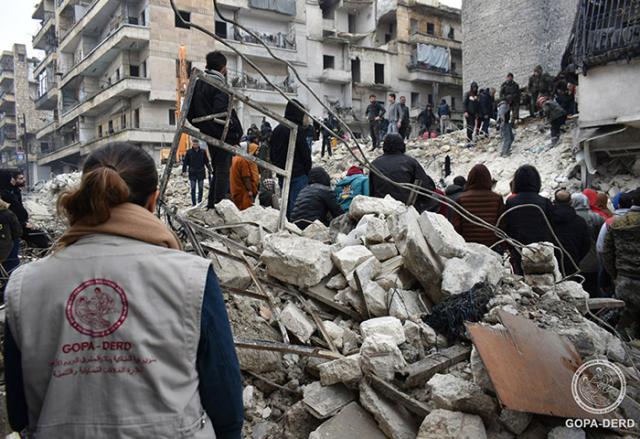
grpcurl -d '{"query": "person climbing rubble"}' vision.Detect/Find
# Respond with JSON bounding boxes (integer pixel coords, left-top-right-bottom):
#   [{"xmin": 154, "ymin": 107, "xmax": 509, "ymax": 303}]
[
  {"xmin": 499, "ymin": 72, "xmax": 521, "ymax": 124},
  {"xmin": 497, "ymin": 100, "xmax": 514, "ymax": 157},
  {"xmin": 550, "ymin": 190, "xmax": 591, "ymax": 276},
  {"xmin": 527, "ymin": 65, "xmax": 553, "ymax": 117},
  {"xmin": 290, "ymin": 166, "xmax": 343, "ymax": 229},
  {"xmin": 4, "ymin": 143, "xmax": 243, "ymax": 438},
  {"xmin": 187, "ymin": 51, "xmax": 244, "ymax": 208},
  {"xmin": 538, "ymin": 95, "xmax": 567, "ymax": 145},
  {"xmin": 365, "ymin": 94, "xmax": 385, "ymax": 151},
  {"xmin": 182, "ymin": 138, "xmax": 212, "ymax": 206},
  {"xmin": 230, "ymin": 136, "xmax": 260, "ymax": 210},
  {"xmin": 418, "ymin": 103, "xmax": 438, "ymax": 138},
  {"xmin": 463, "ymin": 81, "xmax": 481, "ymax": 142}
]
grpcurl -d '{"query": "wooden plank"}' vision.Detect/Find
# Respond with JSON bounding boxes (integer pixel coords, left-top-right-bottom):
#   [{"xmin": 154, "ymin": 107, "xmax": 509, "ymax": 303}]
[
  {"xmin": 394, "ymin": 344, "xmax": 471, "ymax": 389},
  {"xmin": 367, "ymin": 373, "xmax": 430, "ymax": 418},
  {"xmin": 235, "ymin": 337, "xmax": 341, "ymax": 360}
]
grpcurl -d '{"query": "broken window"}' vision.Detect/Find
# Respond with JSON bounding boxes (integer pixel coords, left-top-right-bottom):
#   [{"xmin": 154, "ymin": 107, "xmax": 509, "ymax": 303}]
[
  {"xmin": 410, "ymin": 19, "xmax": 418, "ymax": 35},
  {"xmin": 130, "ymin": 65, "xmax": 140, "ymax": 77},
  {"xmin": 427, "ymin": 22, "xmax": 434, "ymax": 35},
  {"xmin": 351, "ymin": 58, "xmax": 361, "ymax": 83},
  {"xmin": 108, "ymin": 120, "xmax": 114, "ymax": 134},
  {"xmin": 98, "ymin": 125, "xmax": 103, "ymax": 138},
  {"xmin": 175, "ymin": 10, "xmax": 191, "ymax": 29},
  {"xmin": 348, "ymin": 14, "xmax": 356, "ymax": 33},
  {"xmin": 448, "ymin": 27, "xmax": 455, "ymax": 39},
  {"xmin": 411, "ymin": 92, "xmax": 419, "ymax": 107},
  {"xmin": 215, "ymin": 20, "xmax": 227, "ymax": 38},
  {"xmin": 451, "ymin": 97, "xmax": 456, "ymax": 110},
  {"xmin": 323, "ymin": 55, "xmax": 335, "ymax": 70},
  {"xmin": 115, "ymin": 68, "xmax": 120, "ymax": 81},
  {"xmin": 169, "ymin": 109, "xmax": 176, "ymax": 126},
  {"xmin": 133, "ymin": 109, "xmax": 140, "ymax": 128},
  {"xmin": 142, "ymin": 60, "xmax": 147, "ymax": 77},
  {"xmin": 128, "ymin": 16, "xmax": 139, "ymax": 25},
  {"xmin": 451, "ymin": 62, "xmax": 457, "ymax": 73},
  {"xmin": 121, "ymin": 114, "xmax": 127, "ymax": 129},
  {"xmin": 374, "ymin": 63, "xmax": 384, "ymax": 84}
]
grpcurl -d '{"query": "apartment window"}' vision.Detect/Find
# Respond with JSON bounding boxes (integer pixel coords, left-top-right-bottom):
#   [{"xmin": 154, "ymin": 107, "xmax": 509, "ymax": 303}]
[
  {"xmin": 115, "ymin": 68, "xmax": 120, "ymax": 81},
  {"xmin": 142, "ymin": 60, "xmax": 147, "ymax": 78},
  {"xmin": 451, "ymin": 97, "xmax": 456, "ymax": 111},
  {"xmin": 169, "ymin": 109, "xmax": 176, "ymax": 125},
  {"xmin": 451, "ymin": 62, "xmax": 457, "ymax": 73},
  {"xmin": 18, "ymin": 54, "xmax": 25, "ymax": 62},
  {"xmin": 121, "ymin": 114, "xmax": 127, "ymax": 129},
  {"xmin": 130, "ymin": 65, "xmax": 140, "ymax": 77},
  {"xmin": 108, "ymin": 120, "xmax": 114, "ymax": 134},
  {"xmin": 374, "ymin": 63, "xmax": 384, "ymax": 84},
  {"xmin": 348, "ymin": 14, "xmax": 356, "ymax": 33},
  {"xmin": 133, "ymin": 109, "xmax": 140, "ymax": 128},
  {"xmin": 98, "ymin": 125, "xmax": 103, "ymax": 138},
  {"xmin": 128, "ymin": 16, "xmax": 139, "ymax": 25},
  {"xmin": 411, "ymin": 92, "xmax": 419, "ymax": 107},
  {"xmin": 175, "ymin": 10, "xmax": 191, "ymax": 29},
  {"xmin": 427, "ymin": 22, "xmax": 435, "ymax": 35},
  {"xmin": 351, "ymin": 58, "xmax": 361, "ymax": 83},
  {"xmin": 322, "ymin": 6, "xmax": 335, "ymax": 19},
  {"xmin": 140, "ymin": 9, "xmax": 147, "ymax": 26},
  {"xmin": 448, "ymin": 27, "xmax": 455, "ymax": 39},
  {"xmin": 410, "ymin": 19, "xmax": 418, "ymax": 34},
  {"xmin": 323, "ymin": 55, "xmax": 335, "ymax": 70},
  {"xmin": 215, "ymin": 21, "xmax": 227, "ymax": 38}
]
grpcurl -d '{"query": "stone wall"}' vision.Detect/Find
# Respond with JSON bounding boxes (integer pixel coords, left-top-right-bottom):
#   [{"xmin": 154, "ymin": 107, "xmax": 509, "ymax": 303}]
[{"xmin": 461, "ymin": 0, "xmax": 579, "ymax": 91}]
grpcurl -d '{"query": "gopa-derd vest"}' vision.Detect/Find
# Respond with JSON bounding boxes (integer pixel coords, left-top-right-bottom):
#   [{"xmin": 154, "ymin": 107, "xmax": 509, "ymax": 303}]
[{"xmin": 5, "ymin": 234, "xmax": 215, "ymax": 439}]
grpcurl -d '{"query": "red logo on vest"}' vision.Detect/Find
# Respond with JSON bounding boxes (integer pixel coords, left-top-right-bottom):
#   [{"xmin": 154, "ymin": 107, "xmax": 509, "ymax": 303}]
[{"xmin": 65, "ymin": 279, "xmax": 128, "ymax": 337}]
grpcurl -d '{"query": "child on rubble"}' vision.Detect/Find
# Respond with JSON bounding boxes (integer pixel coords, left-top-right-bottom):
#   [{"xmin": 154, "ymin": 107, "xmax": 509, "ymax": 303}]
[{"xmin": 4, "ymin": 142, "xmax": 243, "ymax": 438}]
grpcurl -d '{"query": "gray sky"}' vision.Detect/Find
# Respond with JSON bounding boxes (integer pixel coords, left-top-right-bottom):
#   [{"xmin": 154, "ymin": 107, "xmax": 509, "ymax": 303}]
[{"xmin": 0, "ymin": 0, "xmax": 462, "ymax": 58}]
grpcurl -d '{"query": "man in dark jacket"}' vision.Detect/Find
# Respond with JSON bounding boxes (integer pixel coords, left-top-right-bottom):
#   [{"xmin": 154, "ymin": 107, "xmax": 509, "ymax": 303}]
[
  {"xmin": 365, "ymin": 94, "xmax": 385, "ymax": 151},
  {"xmin": 550, "ymin": 190, "xmax": 591, "ymax": 276},
  {"xmin": 479, "ymin": 88, "xmax": 493, "ymax": 135},
  {"xmin": 187, "ymin": 51, "xmax": 243, "ymax": 208},
  {"xmin": 541, "ymin": 97, "xmax": 567, "ymax": 145},
  {"xmin": 369, "ymin": 134, "xmax": 438, "ymax": 213},
  {"xmin": 502, "ymin": 165, "xmax": 555, "ymax": 274},
  {"xmin": 182, "ymin": 139, "xmax": 213, "ymax": 206},
  {"xmin": 291, "ymin": 167, "xmax": 343, "ymax": 229},
  {"xmin": 463, "ymin": 82, "xmax": 480, "ymax": 142},
  {"xmin": 528, "ymin": 65, "xmax": 552, "ymax": 117},
  {"xmin": 500, "ymin": 73, "xmax": 521, "ymax": 123},
  {"xmin": 270, "ymin": 99, "xmax": 312, "ymax": 219},
  {"xmin": 0, "ymin": 198, "xmax": 22, "ymax": 279},
  {"xmin": 437, "ymin": 99, "xmax": 450, "ymax": 134},
  {"xmin": 399, "ymin": 96, "xmax": 411, "ymax": 139},
  {"xmin": 418, "ymin": 104, "xmax": 437, "ymax": 137}
]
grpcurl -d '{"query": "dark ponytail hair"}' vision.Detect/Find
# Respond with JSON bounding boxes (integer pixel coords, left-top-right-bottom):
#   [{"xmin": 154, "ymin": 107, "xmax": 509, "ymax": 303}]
[{"xmin": 58, "ymin": 142, "xmax": 158, "ymax": 226}]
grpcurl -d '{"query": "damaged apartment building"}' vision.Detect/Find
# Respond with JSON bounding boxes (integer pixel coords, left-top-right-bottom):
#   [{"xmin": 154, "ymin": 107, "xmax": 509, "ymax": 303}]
[{"xmin": 30, "ymin": 0, "xmax": 462, "ymax": 175}]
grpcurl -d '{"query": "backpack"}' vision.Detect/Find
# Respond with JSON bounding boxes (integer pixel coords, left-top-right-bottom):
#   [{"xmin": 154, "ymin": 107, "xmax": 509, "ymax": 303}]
[{"xmin": 335, "ymin": 175, "xmax": 369, "ymax": 211}]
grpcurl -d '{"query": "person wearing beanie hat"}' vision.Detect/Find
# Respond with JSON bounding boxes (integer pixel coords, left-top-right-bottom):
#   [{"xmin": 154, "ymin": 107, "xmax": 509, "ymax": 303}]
[
  {"xmin": 335, "ymin": 166, "xmax": 369, "ymax": 211},
  {"xmin": 369, "ymin": 134, "xmax": 438, "ymax": 213},
  {"xmin": 291, "ymin": 167, "xmax": 343, "ymax": 229}
]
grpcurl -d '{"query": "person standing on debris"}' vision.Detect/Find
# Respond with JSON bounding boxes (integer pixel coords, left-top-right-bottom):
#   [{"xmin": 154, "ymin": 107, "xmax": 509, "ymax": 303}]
[
  {"xmin": 3, "ymin": 143, "xmax": 244, "ymax": 438},
  {"xmin": 230, "ymin": 137, "xmax": 260, "ymax": 211},
  {"xmin": 550, "ymin": 190, "xmax": 591, "ymax": 276},
  {"xmin": 452, "ymin": 165, "xmax": 505, "ymax": 248},
  {"xmin": 335, "ymin": 166, "xmax": 369, "ymax": 211},
  {"xmin": 321, "ymin": 115, "xmax": 335, "ymax": 158},
  {"xmin": 369, "ymin": 133, "xmax": 438, "ymax": 213},
  {"xmin": 602, "ymin": 189, "xmax": 640, "ymax": 338},
  {"xmin": 385, "ymin": 93, "xmax": 402, "ymax": 135},
  {"xmin": 270, "ymin": 99, "xmax": 312, "ymax": 219},
  {"xmin": 291, "ymin": 167, "xmax": 343, "ymax": 229},
  {"xmin": 187, "ymin": 51, "xmax": 244, "ymax": 208},
  {"xmin": 463, "ymin": 82, "xmax": 481, "ymax": 142},
  {"xmin": 418, "ymin": 104, "xmax": 437, "ymax": 138},
  {"xmin": 539, "ymin": 96, "xmax": 567, "ymax": 145},
  {"xmin": 0, "ymin": 170, "xmax": 50, "ymax": 249},
  {"xmin": 0, "ymin": 198, "xmax": 22, "ymax": 279},
  {"xmin": 571, "ymin": 192, "xmax": 606, "ymax": 296},
  {"xmin": 365, "ymin": 94, "xmax": 385, "ymax": 151},
  {"xmin": 399, "ymin": 96, "xmax": 411, "ymax": 139},
  {"xmin": 502, "ymin": 165, "xmax": 555, "ymax": 274},
  {"xmin": 182, "ymin": 138, "xmax": 213, "ymax": 206},
  {"xmin": 528, "ymin": 65, "xmax": 552, "ymax": 117},
  {"xmin": 497, "ymin": 100, "xmax": 514, "ymax": 156},
  {"xmin": 479, "ymin": 88, "xmax": 493, "ymax": 136},
  {"xmin": 438, "ymin": 99, "xmax": 450, "ymax": 134},
  {"xmin": 499, "ymin": 73, "xmax": 521, "ymax": 123}
]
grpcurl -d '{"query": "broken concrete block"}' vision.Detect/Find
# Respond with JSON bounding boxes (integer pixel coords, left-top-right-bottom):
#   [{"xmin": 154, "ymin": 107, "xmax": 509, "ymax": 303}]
[
  {"xmin": 498, "ymin": 409, "xmax": 532, "ymax": 435},
  {"xmin": 332, "ymin": 245, "xmax": 374, "ymax": 277},
  {"xmin": 326, "ymin": 273, "xmax": 347, "ymax": 290},
  {"xmin": 360, "ymin": 334, "xmax": 407, "ymax": 380},
  {"xmin": 427, "ymin": 373, "xmax": 498, "ymax": 421},
  {"xmin": 417, "ymin": 409, "xmax": 487, "ymax": 439},
  {"xmin": 322, "ymin": 320, "xmax": 344, "ymax": 349},
  {"xmin": 280, "ymin": 303, "xmax": 316, "ymax": 342},
  {"xmin": 554, "ymin": 281, "xmax": 589, "ymax": 303},
  {"xmin": 388, "ymin": 289, "xmax": 424, "ymax": 320},
  {"xmin": 261, "ymin": 233, "xmax": 334, "ymax": 288},
  {"xmin": 368, "ymin": 242, "xmax": 399, "ymax": 261},
  {"xmin": 357, "ymin": 214, "xmax": 391, "ymax": 244},
  {"xmin": 215, "ymin": 199, "xmax": 248, "ymax": 237},
  {"xmin": 388, "ymin": 207, "xmax": 444, "ymax": 303},
  {"xmin": 521, "ymin": 242, "xmax": 559, "ymax": 275},
  {"xmin": 237, "ymin": 348, "xmax": 281, "ymax": 374},
  {"xmin": 341, "ymin": 328, "xmax": 361, "ymax": 355},
  {"xmin": 337, "ymin": 286, "xmax": 367, "ymax": 318},
  {"xmin": 349, "ymin": 195, "xmax": 407, "ymax": 220},
  {"xmin": 308, "ymin": 402, "xmax": 387, "ymax": 439},
  {"xmin": 362, "ymin": 281, "xmax": 388, "ymax": 317},
  {"xmin": 207, "ymin": 241, "xmax": 252, "ymax": 289},
  {"xmin": 318, "ymin": 354, "xmax": 363, "ymax": 386},
  {"xmin": 350, "ymin": 256, "xmax": 382, "ymax": 290},
  {"xmin": 359, "ymin": 381, "xmax": 418, "ymax": 439},
  {"xmin": 303, "ymin": 221, "xmax": 332, "ymax": 242},
  {"xmin": 360, "ymin": 316, "xmax": 406, "ymax": 345},
  {"xmin": 524, "ymin": 273, "xmax": 556, "ymax": 288},
  {"xmin": 403, "ymin": 320, "xmax": 422, "ymax": 345},
  {"xmin": 303, "ymin": 381, "xmax": 355, "ymax": 419},
  {"xmin": 243, "ymin": 385, "xmax": 255, "ymax": 409},
  {"xmin": 418, "ymin": 210, "xmax": 467, "ymax": 258},
  {"xmin": 547, "ymin": 426, "xmax": 586, "ymax": 439},
  {"xmin": 470, "ymin": 346, "xmax": 495, "ymax": 393},
  {"xmin": 441, "ymin": 244, "xmax": 503, "ymax": 296},
  {"xmin": 241, "ymin": 205, "xmax": 280, "ymax": 232},
  {"xmin": 376, "ymin": 269, "xmax": 417, "ymax": 291}
]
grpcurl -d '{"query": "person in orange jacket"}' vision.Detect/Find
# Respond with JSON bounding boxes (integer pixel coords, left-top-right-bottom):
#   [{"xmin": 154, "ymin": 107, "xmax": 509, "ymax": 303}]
[{"xmin": 230, "ymin": 138, "xmax": 260, "ymax": 210}]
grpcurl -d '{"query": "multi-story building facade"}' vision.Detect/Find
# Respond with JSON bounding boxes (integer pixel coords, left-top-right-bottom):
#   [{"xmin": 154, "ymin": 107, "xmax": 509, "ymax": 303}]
[
  {"xmin": 32, "ymin": 0, "xmax": 462, "ymax": 174},
  {"xmin": 0, "ymin": 44, "xmax": 50, "ymax": 181}
]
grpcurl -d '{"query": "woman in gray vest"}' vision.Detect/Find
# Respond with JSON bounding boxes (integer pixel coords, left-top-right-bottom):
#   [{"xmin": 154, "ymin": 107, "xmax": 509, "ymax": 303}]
[{"xmin": 4, "ymin": 143, "xmax": 243, "ymax": 438}]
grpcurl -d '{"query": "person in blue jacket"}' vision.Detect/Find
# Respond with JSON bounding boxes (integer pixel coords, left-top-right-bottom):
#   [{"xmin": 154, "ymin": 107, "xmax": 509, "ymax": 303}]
[{"xmin": 335, "ymin": 166, "xmax": 370, "ymax": 211}]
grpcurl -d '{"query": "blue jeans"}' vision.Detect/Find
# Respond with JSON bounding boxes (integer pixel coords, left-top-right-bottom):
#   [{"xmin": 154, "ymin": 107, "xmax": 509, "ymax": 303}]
[
  {"xmin": 279, "ymin": 174, "xmax": 309, "ymax": 220},
  {"xmin": 481, "ymin": 116, "xmax": 490, "ymax": 135},
  {"xmin": 190, "ymin": 179, "xmax": 205, "ymax": 206}
]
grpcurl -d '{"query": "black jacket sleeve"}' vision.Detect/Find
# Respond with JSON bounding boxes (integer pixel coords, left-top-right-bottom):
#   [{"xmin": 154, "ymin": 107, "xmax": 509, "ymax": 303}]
[
  {"xmin": 296, "ymin": 128, "xmax": 312, "ymax": 176},
  {"xmin": 8, "ymin": 211, "xmax": 21, "ymax": 240},
  {"xmin": 4, "ymin": 323, "xmax": 28, "ymax": 432},
  {"xmin": 182, "ymin": 150, "xmax": 190, "ymax": 174},
  {"xmin": 324, "ymin": 190, "xmax": 344, "ymax": 219}
]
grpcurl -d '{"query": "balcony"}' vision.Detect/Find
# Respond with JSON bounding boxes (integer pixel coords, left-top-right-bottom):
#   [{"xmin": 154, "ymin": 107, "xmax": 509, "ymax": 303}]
[
  {"xmin": 409, "ymin": 32, "xmax": 461, "ymax": 51},
  {"xmin": 36, "ymin": 80, "xmax": 59, "ymax": 111},
  {"xmin": 36, "ymin": 118, "xmax": 58, "ymax": 140},
  {"xmin": 37, "ymin": 139, "xmax": 81, "ymax": 166},
  {"xmin": 59, "ymin": 24, "xmax": 149, "ymax": 88},
  {"xmin": 0, "ymin": 70, "xmax": 14, "ymax": 87},
  {"xmin": 58, "ymin": 0, "xmax": 118, "ymax": 53},
  {"xmin": 0, "ymin": 138, "xmax": 17, "ymax": 152},
  {"xmin": 34, "ymin": 51, "xmax": 57, "ymax": 78},
  {"xmin": 0, "ymin": 115, "xmax": 16, "ymax": 130},
  {"xmin": 0, "ymin": 92, "xmax": 16, "ymax": 112},
  {"xmin": 318, "ymin": 69, "xmax": 352, "ymax": 84},
  {"xmin": 222, "ymin": 28, "xmax": 298, "ymax": 63},
  {"xmin": 33, "ymin": 11, "xmax": 56, "ymax": 50},
  {"xmin": 407, "ymin": 63, "xmax": 462, "ymax": 86},
  {"xmin": 338, "ymin": 0, "xmax": 373, "ymax": 10},
  {"xmin": 61, "ymin": 77, "xmax": 151, "ymax": 126}
]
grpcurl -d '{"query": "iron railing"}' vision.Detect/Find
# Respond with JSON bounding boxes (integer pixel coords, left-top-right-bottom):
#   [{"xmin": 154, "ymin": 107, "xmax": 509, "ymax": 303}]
[
  {"xmin": 228, "ymin": 69, "xmax": 296, "ymax": 93},
  {"xmin": 573, "ymin": 0, "xmax": 640, "ymax": 71}
]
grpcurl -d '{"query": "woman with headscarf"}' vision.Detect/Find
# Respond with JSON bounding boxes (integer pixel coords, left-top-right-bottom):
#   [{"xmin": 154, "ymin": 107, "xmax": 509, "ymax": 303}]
[
  {"xmin": 570, "ymin": 192, "xmax": 605, "ymax": 296},
  {"xmin": 502, "ymin": 165, "xmax": 554, "ymax": 274},
  {"xmin": 230, "ymin": 139, "xmax": 260, "ymax": 210},
  {"xmin": 583, "ymin": 189, "xmax": 613, "ymax": 219},
  {"xmin": 452, "ymin": 164, "xmax": 504, "ymax": 247}
]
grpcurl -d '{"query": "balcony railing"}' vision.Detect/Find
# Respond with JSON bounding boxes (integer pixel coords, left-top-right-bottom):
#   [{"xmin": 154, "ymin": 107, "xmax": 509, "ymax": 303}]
[
  {"xmin": 231, "ymin": 27, "xmax": 296, "ymax": 50},
  {"xmin": 229, "ymin": 70, "xmax": 296, "ymax": 93}
]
